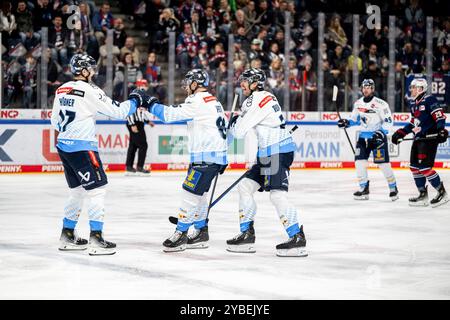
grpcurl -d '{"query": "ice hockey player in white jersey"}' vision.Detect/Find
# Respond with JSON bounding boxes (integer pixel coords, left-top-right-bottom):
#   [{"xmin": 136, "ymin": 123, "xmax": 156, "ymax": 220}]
[
  {"xmin": 51, "ymin": 53, "xmax": 146, "ymax": 255},
  {"xmin": 337, "ymin": 79, "xmax": 399, "ymax": 201},
  {"xmin": 226, "ymin": 68, "xmax": 307, "ymax": 257},
  {"xmin": 141, "ymin": 69, "xmax": 228, "ymax": 252}
]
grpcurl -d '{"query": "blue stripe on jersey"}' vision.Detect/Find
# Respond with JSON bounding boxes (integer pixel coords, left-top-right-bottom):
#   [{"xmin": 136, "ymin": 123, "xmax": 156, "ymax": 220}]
[
  {"xmin": 257, "ymin": 137, "xmax": 296, "ymax": 157},
  {"xmin": 359, "ymin": 128, "xmax": 388, "ymax": 139},
  {"xmin": 57, "ymin": 139, "xmax": 98, "ymax": 152},
  {"xmin": 190, "ymin": 151, "xmax": 228, "ymax": 165},
  {"xmin": 127, "ymin": 99, "xmax": 138, "ymax": 116},
  {"xmin": 348, "ymin": 116, "xmax": 361, "ymax": 127},
  {"xmin": 150, "ymin": 103, "xmax": 166, "ymax": 122}
]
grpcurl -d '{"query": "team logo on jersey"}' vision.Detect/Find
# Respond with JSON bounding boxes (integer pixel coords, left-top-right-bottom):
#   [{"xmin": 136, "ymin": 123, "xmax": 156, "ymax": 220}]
[
  {"xmin": 419, "ymin": 105, "xmax": 426, "ymax": 111},
  {"xmin": 78, "ymin": 171, "xmax": 91, "ymax": 182}
]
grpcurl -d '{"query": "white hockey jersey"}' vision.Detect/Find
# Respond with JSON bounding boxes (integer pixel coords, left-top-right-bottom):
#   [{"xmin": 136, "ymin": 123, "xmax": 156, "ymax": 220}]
[
  {"xmin": 150, "ymin": 91, "xmax": 228, "ymax": 164},
  {"xmin": 348, "ymin": 96, "xmax": 394, "ymax": 139},
  {"xmin": 231, "ymin": 90, "xmax": 295, "ymax": 157},
  {"xmin": 50, "ymin": 80, "xmax": 137, "ymax": 152}
]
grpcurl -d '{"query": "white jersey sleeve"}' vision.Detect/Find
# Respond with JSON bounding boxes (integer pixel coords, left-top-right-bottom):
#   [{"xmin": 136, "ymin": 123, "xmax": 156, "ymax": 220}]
[{"xmin": 51, "ymin": 80, "xmax": 137, "ymax": 152}]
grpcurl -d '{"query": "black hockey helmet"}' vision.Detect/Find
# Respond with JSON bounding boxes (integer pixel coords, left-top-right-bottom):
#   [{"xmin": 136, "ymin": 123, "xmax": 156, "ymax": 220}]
[
  {"xmin": 70, "ymin": 53, "xmax": 97, "ymax": 76},
  {"xmin": 182, "ymin": 69, "xmax": 210, "ymax": 89},
  {"xmin": 238, "ymin": 68, "xmax": 266, "ymax": 90}
]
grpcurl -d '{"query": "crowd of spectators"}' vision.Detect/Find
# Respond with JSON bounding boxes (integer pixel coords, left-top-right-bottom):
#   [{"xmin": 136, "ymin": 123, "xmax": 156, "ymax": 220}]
[{"xmin": 1, "ymin": 0, "xmax": 449, "ymax": 111}]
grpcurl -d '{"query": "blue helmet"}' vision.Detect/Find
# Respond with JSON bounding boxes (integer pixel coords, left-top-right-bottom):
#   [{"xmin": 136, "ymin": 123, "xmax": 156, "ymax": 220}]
[
  {"xmin": 70, "ymin": 53, "xmax": 97, "ymax": 76},
  {"xmin": 182, "ymin": 69, "xmax": 210, "ymax": 89}
]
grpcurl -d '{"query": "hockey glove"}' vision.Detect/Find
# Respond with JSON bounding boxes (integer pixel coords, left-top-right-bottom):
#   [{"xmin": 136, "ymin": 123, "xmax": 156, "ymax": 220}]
[
  {"xmin": 229, "ymin": 114, "xmax": 239, "ymax": 128},
  {"xmin": 437, "ymin": 128, "xmax": 449, "ymax": 143},
  {"xmin": 391, "ymin": 129, "xmax": 407, "ymax": 145},
  {"xmin": 370, "ymin": 131, "xmax": 385, "ymax": 148},
  {"xmin": 219, "ymin": 164, "xmax": 227, "ymax": 175},
  {"xmin": 337, "ymin": 119, "xmax": 349, "ymax": 128},
  {"xmin": 128, "ymin": 89, "xmax": 147, "ymax": 107}
]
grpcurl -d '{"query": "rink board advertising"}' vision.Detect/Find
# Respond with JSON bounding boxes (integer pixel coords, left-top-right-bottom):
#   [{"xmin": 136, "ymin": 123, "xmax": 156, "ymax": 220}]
[{"xmin": 1, "ymin": 111, "xmax": 450, "ymax": 173}]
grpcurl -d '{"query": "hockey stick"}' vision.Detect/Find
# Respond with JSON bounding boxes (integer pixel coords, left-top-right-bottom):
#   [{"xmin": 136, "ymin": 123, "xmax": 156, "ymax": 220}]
[
  {"xmin": 398, "ymin": 133, "xmax": 448, "ymax": 142},
  {"xmin": 168, "ymin": 94, "xmax": 239, "ymax": 225},
  {"xmin": 168, "ymin": 125, "xmax": 299, "ymax": 225},
  {"xmin": 334, "ymin": 85, "xmax": 355, "ymax": 154}
]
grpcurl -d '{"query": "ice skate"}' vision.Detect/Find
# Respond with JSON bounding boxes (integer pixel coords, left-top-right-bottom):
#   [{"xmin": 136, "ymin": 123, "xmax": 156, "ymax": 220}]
[
  {"xmin": 59, "ymin": 228, "xmax": 88, "ymax": 251},
  {"xmin": 226, "ymin": 221, "xmax": 256, "ymax": 253},
  {"xmin": 409, "ymin": 187, "xmax": 429, "ymax": 207},
  {"xmin": 276, "ymin": 225, "xmax": 308, "ymax": 257},
  {"xmin": 430, "ymin": 183, "xmax": 449, "ymax": 208},
  {"xmin": 389, "ymin": 186, "xmax": 399, "ymax": 201},
  {"xmin": 163, "ymin": 230, "xmax": 188, "ymax": 252},
  {"xmin": 354, "ymin": 181, "xmax": 370, "ymax": 200},
  {"xmin": 187, "ymin": 226, "xmax": 209, "ymax": 249},
  {"xmin": 88, "ymin": 231, "xmax": 116, "ymax": 256}
]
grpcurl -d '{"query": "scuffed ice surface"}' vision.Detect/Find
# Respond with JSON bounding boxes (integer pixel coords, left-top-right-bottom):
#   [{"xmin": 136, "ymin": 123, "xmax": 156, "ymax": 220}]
[{"xmin": 0, "ymin": 170, "xmax": 449, "ymax": 299}]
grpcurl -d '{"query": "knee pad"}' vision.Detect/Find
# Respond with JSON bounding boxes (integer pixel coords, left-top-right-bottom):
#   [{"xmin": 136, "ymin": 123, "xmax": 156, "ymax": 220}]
[
  {"xmin": 238, "ymin": 178, "xmax": 260, "ymax": 197},
  {"xmin": 86, "ymin": 186, "xmax": 106, "ymax": 199},
  {"xmin": 69, "ymin": 186, "xmax": 85, "ymax": 199},
  {"xmin": 270, "ymin": 189, "xmax": 288, "ymax": 208}
]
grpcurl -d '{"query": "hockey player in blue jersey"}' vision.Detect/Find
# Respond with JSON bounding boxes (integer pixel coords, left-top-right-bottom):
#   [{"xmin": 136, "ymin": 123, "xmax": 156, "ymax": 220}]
[
  {"xmin": 51, "ymin": 54, "xmax": 147, "ymax": 255},
  {"xmin": 392, "ymin": 78, "xmax": 449, "ymax": 207},
  {"xmin": 338, "ymin": 79, "xmax": 399, "ymax": 201}
]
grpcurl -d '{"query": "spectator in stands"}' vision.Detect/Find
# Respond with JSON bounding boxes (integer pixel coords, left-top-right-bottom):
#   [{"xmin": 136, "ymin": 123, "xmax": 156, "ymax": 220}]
[
  {"xmin": 49, "ymin": 15, "xmax": 69, "ymax": 67},
  {"xmin": 257, "ymin": 0, "xmax": 275, "ymax": 32},
  {"xmin": 361, "ymin": 43, "xmax": 382, "ymax": 72},
  {"xmin": 361, "ymin": 60, "xmax": 384, "ymax": 97},
  {"xmin": 178, "ymin": 0, "xmax": 204, "ymax": 23},
  {"xmin": 34, "ymin": 0, "xmax": 55, "ymax": 31},
  {"xmin": 176, "ymin": 23, "xmax": 199, "ymax": 74},
  {"xmin": 326, "ymin": 14, "xmax": 348, "ymax": 49},
  {"xmin": 267, "ymin": 57, "xmax": 285, "ymax": 106},
  {"xmin": 93, "ymin": 2, "xmax": 114, "ymax": 43},
  {"xmin": 20, "ymin": 53, "xmax": 37, "ymax": 108},
  {"xmin": 410, "ymin": 17, "xmax": 426, "ymax": 52},
  {"xmin": 142, "ymin": 52, "xmax": 167, "ymax": 102},
  {"xmin": 248, "ymin": 38, "xmax": 271, "ymax": 71},
  {"xmin": 438, "ymin": 58, "xmax": 449, "ymax": 74},
  {"xmin": 211, "ymin": 59, "xmax": 228, "ymax": 104},
  {"xmin": 394, "ymin": 61, "xmax": 406, "ymax": 112},
  {"xmin": 301, "ymin": 61, "xmax": 318, "ymax": 111},
  {"xmin": 114, "ymin": 52, "xmax": 143, "ymax": 100},
  {"xmin": 67, "ymin": 19, "xmax": 87, "ymax": 58},
  {"xmin": 145, "ymin": 0, "xmax": 165, "ymax": 53},
  {"xmin": 231, "ymin": 9, "xmax": 249, "ymax": 36},
  {"xmin": 288, "ymin": 56, "xmax": 301, "ymax": 110},
  {"xmin": 201, "ymin": 6, "xmax": 220, "ymax": 45},
  {"xmin": 235, "ymin": 26, "xmax": 251, "ymax": 52},
  {"xmin": 268, "ymin": 42, "xmax": 285, "ymax": 63},
  {"xmin": 191, "ymin": 11, "xmax": 202, "ymax": 38},
  {"xmin": 330, "ymin": 44, "xmax": 347, "ymax": 72},
  {"xmin": 405, "ymin": 0, "xmax": 424, "ymax": 25},
  {"xmin": 1, "ymin": 1, "xmax": 17, "ymax": 47},
  {"xmin": 15, "ymin": 1, "xmax": 34, "ymax": 42},
  {"xmin": 79, "ymin": 1, "xmax": 99, "ymax": 60},
  {"xmin": 243, "ymin": 0, "xmax": 257, "ymax": 27},
  {"xmin": 209, "ymin": 42, "xmax": 226, "ymax": 69},
  {"xmin": 120, "ymin": 36, "xmax": 141, "ymax": 65},
  {"xmin": 436, "ymin": 19, "xmax": 450, "ymax": 48},
  {"xmin": 435, "ymin": 45, "xmax": 449, "ymax": 70},
  {"xmin": 113, "ymin": 18, "xmax": 127, "ymax": 49},
  {"xmin": 155, "ymin": 8, "xmax": 180, "ymax": 55}
]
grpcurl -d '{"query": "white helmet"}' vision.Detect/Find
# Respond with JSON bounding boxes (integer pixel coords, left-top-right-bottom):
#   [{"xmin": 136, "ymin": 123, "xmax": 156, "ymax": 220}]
[{"xmin": 409, "ymin": 78, "xmax": 428, "ymax": 98}]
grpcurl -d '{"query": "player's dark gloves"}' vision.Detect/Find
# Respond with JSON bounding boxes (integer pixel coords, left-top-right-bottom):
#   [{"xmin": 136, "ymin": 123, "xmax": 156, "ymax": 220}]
[
  {"xmin": 391, "ymin": 129, "xmax": 407, "ymax": 145},
  {"xmin": 229, "ymin": 114, "xmax": 239, "ymax": 128},
  {"xmin": 337, "ymin": 119, "xmax": 349, "ymax": 128},
  {"xmin": 370, "ymin": 131, "xmax": 385, "ymax": 148},
  {"xmin": 129, "ymin": 89, "xmax": 159, "ymax": 110},
  {"xmin": 437, "ymin": 128, "xmax": 448, "ymax": 143},
  {"xmin": 219, "ymin": 164, "xmax": 227, "ymax": 175}
]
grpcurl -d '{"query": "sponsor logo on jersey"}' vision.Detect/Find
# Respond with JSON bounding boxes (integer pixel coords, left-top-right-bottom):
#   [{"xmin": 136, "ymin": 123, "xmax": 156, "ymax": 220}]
[
  {"xmin": 259, "ymin": 95, "xmax": 273, "ymax": 108},
  {"xmin": 203, "ymin": 95, "xmax": 217, "ymax": 103},
  {"xmin": 67, "ymin": 89, "xmax": 85, "ymax": 97},
  {"xmin": 56, "ymin": 87, "xmax": 73, "ymax": 94},
  {"xmin": 183, "ymin": 168, "xmax": 202, "ymax": 190}
]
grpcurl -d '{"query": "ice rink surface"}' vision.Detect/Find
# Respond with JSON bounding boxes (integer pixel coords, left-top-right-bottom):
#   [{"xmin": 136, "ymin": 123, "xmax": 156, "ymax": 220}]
[{"xmin": 1, "ymin": 169, "xmax": 450, "ymax": 300}]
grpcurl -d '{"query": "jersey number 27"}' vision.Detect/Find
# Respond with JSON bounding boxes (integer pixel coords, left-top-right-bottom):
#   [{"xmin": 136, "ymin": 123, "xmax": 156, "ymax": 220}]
[{"xmin": 58, "ymin": 110, "xmax": 76, "ymax": 132}]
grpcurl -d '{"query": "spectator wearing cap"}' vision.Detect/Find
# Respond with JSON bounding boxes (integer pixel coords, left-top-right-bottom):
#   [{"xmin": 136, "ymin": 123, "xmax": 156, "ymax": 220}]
[
  {"xmin": 142, "ymin": 52, "xmax": 167, "ymax": 103},
  {"xmin": 176, "ymin": 23, "xmax": 199, "ymax": 74}
]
